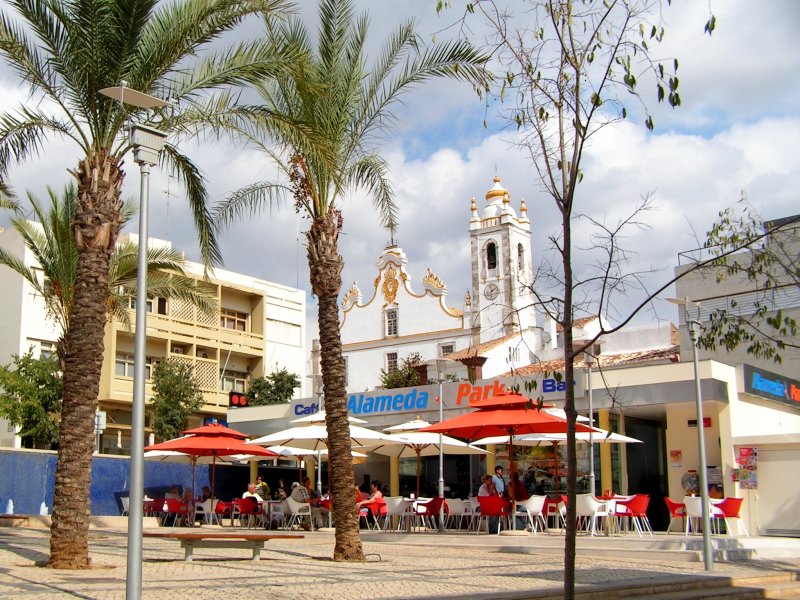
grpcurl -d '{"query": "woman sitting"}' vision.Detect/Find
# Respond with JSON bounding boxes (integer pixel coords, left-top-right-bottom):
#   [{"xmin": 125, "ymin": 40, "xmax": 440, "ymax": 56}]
[{"xmin": 357, "ymin": 480, "xmax": 384, "ymax": 526}]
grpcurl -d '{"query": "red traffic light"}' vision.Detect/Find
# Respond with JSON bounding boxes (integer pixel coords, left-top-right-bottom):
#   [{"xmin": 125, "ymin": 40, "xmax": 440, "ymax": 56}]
[{"xmin": 228, "ymin": 391, "xmax": 248, "ymax": 408}]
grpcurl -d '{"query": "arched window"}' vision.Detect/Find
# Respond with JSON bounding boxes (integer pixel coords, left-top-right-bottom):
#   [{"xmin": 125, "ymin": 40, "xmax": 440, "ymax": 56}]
[
  {"xmin": 487, "ymin": 242, "xmax": 497, "ymax": 270},
  {"xmin": 517, "ymin": 243, "xmax": 525, "ymax": 271}
]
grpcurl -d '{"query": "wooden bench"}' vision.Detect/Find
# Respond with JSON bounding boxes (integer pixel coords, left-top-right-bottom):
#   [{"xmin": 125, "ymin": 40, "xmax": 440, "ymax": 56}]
[{"xmin": 143, "ymin": 530, "xmax": 304, "ymax": 562}]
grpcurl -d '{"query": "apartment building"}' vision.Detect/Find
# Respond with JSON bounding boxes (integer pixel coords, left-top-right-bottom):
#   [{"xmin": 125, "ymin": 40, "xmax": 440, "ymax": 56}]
[{"xmin": 0, "ymin": 228, "xmax": 307, "ymax": 452}]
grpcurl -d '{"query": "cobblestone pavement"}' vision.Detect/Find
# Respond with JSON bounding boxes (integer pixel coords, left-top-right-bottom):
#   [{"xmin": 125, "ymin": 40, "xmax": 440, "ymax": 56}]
[{"xmin": 1, "ymin": 527, "xmax": 798, "ymax": 599}]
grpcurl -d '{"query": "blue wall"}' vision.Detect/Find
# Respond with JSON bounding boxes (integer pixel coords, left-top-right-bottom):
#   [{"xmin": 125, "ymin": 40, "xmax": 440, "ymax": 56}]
[{"xmin": 0, "ymin": 449, "xmax": 231, "ymax": 516}]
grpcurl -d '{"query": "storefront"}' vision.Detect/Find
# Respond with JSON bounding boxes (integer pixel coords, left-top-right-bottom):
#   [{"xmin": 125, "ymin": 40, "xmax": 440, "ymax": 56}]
[{"xmin": 228, "ymin": 360, "xmax": 800, "ymax": 533}]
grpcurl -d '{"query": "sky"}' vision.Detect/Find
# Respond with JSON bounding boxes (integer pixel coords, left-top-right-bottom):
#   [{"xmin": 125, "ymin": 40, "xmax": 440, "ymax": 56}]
[{"xmin": 1, "ymin": 0, "xmax": 799, "ymax": 353}]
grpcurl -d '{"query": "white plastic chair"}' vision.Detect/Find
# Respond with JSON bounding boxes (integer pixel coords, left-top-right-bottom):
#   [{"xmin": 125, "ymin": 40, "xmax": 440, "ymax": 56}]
[
  {"xmin": 684, "ymin": 496, "xmax": 707, "ymax": 535},
  {"xmin": 445, "ymin": 499, "xmax": 468, "ymax": 530},
  {"xmin": 268, "ymin": 500, "xmax": 287, "ymax": 529},
  {"xmin": 120, "ymin": 496, "xmax": 130, "ymax": 516},
  {"xmin": 518, "ymin": 496, "xmax": 547, "ymax": 535},
  {"xmin": 286, "ymin": 497, "xmax": 314, "ymax": 531},
  {"xmin": 382, "ymin": 497, "xmax": 413, "ymax": 532},
  {"xmin": 467, "ymin": 497, "xmax": 480, "ymax": 532},
  {"xmin": 575, "ymin": 494, "xmax": 611, "ymax": 536}
]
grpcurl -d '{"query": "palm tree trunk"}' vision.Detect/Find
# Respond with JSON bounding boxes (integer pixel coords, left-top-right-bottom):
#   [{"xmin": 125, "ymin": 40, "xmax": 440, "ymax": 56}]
[
  {"xmin": 49, "ymin": 150, "xmax": 123, "ymax": 569},
  {"xmin": 307, "ymin": 214, "xmax": 364, "ymax": 561}
]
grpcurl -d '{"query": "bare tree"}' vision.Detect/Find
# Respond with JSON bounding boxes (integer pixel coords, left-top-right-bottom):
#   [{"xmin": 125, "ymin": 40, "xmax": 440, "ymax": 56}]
[{"xmin": 442, "ymin": 1, "xmax": 714, "ymax": 596}]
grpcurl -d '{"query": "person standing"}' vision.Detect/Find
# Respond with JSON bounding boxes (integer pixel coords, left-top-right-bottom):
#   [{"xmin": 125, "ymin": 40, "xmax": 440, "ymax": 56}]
[{"xmin": 492, "ymin": 465, "xmax": 506, "ymax": 497}]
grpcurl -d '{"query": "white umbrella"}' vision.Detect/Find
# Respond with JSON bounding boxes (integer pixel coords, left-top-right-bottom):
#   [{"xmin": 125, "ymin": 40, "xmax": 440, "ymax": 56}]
[
  {"xmin": 368, "ymin": 418, "xmax": 488, "ymax": 497},
  {"xmin": 247, "ymin": 423, "xmax": 401, "ymax": 450},
  {"xmin": 266, "ymin": 445, "xmax": 368, "ymax": 460}
]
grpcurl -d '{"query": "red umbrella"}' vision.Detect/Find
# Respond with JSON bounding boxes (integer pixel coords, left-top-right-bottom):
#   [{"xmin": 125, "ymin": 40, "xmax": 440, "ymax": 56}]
[
  {"xmin": 145, "ymin": 427, "xmax": 276, "ymax": 503},
  {"xmin": 420, "ymin": 391, "xmax": 597, "ymax": 526},
  {"xmin": 181, "ymin": 423, "xmax": 249, "ymax": 439}
]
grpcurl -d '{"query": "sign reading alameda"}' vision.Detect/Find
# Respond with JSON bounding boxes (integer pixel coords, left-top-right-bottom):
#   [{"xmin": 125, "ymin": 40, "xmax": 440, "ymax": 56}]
[
  {"xmin": 292, "ymin": 373, "xmax": 583, "ymax": 418},
  {"xmin": 743, "ymin": 364, "xmax": 800, "ymax": 408}
]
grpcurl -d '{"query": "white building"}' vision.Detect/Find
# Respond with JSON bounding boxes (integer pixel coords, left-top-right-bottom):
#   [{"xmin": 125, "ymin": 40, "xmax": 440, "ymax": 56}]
[{"xmin": 0, "ymin": 226, "xmax": 308, "ymax": 451}]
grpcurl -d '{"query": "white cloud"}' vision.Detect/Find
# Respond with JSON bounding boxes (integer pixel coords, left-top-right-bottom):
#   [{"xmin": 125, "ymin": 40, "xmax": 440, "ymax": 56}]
[{"xmin": 1, "ymin": 0, "xmax": 797, "ymax": 349}]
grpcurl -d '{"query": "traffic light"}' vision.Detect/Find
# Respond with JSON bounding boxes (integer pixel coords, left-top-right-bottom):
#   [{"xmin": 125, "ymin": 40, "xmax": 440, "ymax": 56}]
[{"xmin": 228, "ymin": 391, "xmax": 248, "ymax": 408}]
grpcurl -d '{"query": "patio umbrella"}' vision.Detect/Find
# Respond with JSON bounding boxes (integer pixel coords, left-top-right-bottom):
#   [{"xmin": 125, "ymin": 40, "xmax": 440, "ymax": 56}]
[
  {"xmin": 473, "ymin": 428, "xmax": 641, "ymax": 489},
  {"xmin": 247, "ymin": 423, "xmax": 402, "ymax": 451},
  {"xmin": 420, "ymin": 391, "xmax": 598, "ymax": 528},
  {"xmin": 145, "ymin": 426, "xmax": 276, "ymax": 502},
  {"xmin": 367, "ymin": 418, "xmax": 488, "ymax": 497}
]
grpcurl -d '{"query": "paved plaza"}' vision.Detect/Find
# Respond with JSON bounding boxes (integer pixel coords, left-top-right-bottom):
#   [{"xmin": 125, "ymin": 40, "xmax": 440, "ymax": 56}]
[{"xmin": 1, "ymin": 526, "xmax": 799, "ymax": 599}]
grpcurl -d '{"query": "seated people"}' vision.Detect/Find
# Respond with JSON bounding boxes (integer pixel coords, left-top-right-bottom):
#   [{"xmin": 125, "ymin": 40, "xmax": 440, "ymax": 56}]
[
  {"xmin": 289, "ymin": 482, "xmax": 313, "ymax": 531},
  {"xmin": 510, "ymin": 471, "xmax": 529, "ymax": 501},
  {"xmin": 165, "ymin": 485, "xmax": 181, "ymax": 500},
  {"xmin": 275, "ymin": 479, "xmax": 289, "ymax": 500},
  {"xmin": 181, "ymin": 488, "xmax": 195, "ymax": 526},
  {"xmin": 478, "ymin": 474, "xmax": 497, "ymax": 497},
  {"xmin": 478, "ymin": 474, "xmax": 501, "ymax": 532},
  {"xmin": 302, "ymin": 477, "xmax": 329, "ymax": 527},
  {"xmin": 357, "ymin": 480, "xmax": 384, "ymax": 526},
  {"xmin": 243, "ymin": 483, "xmax": 264, "ymax": 502},
  {"xmin": 255, "ymin": 475, "xmax": 270, "ymax": 500},
  {"xmin": 201, "ymin": 485, "xmax": 212, "ymax": 501}
]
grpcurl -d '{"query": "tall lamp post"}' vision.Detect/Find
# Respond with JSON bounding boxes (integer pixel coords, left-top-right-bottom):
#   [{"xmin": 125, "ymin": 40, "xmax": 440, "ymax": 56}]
[
  {"xmin": 667, "ymin": 296, "xmax": 714, "ymax": 571},
  {"xmin": 100, "ymin": 83, "xmax": 169, "ymax": 600},
  {"xmin": 585, "ymin": 350, "xmax": 595, "ymax": 494},
  {"xmin": 435, "ymin": 360, "xmax": 446, "ymax": 532}
]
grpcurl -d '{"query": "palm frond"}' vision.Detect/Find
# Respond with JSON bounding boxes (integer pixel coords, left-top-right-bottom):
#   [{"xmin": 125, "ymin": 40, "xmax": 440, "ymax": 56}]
[
  {"xmin": 159, "ymin": 143, "xmax": 221, "ymax": 268},
  {"xmin": 213, "ymin": 180, "xmax": 292, "ymax": 230},
  {"xmin": 345, "ymin": 154, "xmax": 396, "ymax": 230},
  {"xmin": 0, "ymin": 108, "xmax": 84, "ymax": 180}
]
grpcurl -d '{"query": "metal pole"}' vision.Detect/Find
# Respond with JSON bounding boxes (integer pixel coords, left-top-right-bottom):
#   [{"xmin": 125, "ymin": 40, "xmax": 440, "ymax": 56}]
[
  {"xmin": 688, "ymin": 316, "xmax": 713, "ymax": 571},
  {"xmin": 438, "ymin": 378, "xmax": 445, "ymax": 532},
  {"xmin": 126, "ymin": 161, "xmax": 151, "ymax": 600},
  {"xmin": 587, "ymin": 358, "xmax": 595, "ymax": 495}
]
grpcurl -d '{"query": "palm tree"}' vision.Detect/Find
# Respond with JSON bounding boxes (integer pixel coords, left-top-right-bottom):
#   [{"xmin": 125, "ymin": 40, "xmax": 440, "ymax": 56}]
[
  {"xmin": 0, "ymin": 184, "xmax": 217, "ymax": 366},
  {"xmin": 0, "ymin": 0, "xmax": 294, "ymax": 568},
  {"xmin": 215, "ymin": 0, "xmax": 488, "ymax": 560}
]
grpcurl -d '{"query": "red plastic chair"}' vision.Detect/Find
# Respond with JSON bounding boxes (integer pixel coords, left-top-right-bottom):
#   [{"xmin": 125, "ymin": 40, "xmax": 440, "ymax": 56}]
[
  {"xmin": 615, "ymin": 494, "xmax": 652, "ymax": 536},
  {"xmin": 164, "ymin": 498, "xmax": 189, "ymax": 527},
  {"xmin": 664, "ymin": 497, "xmax": 686, "ymax": 534},
  {"xmin": 144, "ymin": 498, "xmax": 164, "ymax": 518},
  {"xmin": 416, "ymin": 497, "xmax": 448, "ymax": 531},
  {"xmin": 476, "ymin": 496, "xmax": 510, "ymax": 534},
  {"xmin": 712, "ymin": 497, "xmax": 749, "ymax": 537},
  {"xmin": 233, "ymin": 498, "xmax": 259, "ymax": 528},
  {"xmin": 215, "ymin": 500, "xmax": 233, "ymax": 525}
]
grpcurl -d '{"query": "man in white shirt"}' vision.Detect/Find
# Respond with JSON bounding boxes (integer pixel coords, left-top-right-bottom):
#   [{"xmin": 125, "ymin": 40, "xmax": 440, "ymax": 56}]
[{"xmin": 242, "ymin": 483, "xmax": 263, "ymax": 502}]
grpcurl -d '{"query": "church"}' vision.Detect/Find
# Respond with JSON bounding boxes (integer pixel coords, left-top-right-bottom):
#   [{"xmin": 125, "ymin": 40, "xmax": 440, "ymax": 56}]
[{"xmin": 337, "ymin": 175, "xmax": 553, "ymax": 391}]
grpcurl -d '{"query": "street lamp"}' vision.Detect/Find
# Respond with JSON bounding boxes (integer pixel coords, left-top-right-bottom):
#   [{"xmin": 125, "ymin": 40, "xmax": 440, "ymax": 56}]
[
  {"xmin": 435, "ymin": 360, "xmax": 446, "ymax": 532},
  {"xmin": 100, "ymin": 83, "xmax": 169, "ymax": 599},
  {"xmin": 666, "ymin": 296, "xmax": 714, "ymax": 571},
  {"xmin": 584, "ymin": 350, "xmax": 595, "ymax": 495}
]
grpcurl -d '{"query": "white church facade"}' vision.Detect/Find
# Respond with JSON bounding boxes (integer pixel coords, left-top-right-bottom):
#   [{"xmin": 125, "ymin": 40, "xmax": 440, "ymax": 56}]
[{"xmin": 337, "ymin": 176, "xmax": 550, "ymax": 391}]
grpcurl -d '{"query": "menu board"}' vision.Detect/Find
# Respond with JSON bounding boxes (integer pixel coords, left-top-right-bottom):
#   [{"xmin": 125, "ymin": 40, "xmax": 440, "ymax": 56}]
[{"xmin": 736, "ymin": 446, "xmax": 758, "ymax": 489}]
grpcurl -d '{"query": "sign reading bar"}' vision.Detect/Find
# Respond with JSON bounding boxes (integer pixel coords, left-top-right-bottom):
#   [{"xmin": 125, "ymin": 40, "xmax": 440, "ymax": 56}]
[{"xmin": 743, "ymin": 364, "xmax": 800, "ymax": 409}]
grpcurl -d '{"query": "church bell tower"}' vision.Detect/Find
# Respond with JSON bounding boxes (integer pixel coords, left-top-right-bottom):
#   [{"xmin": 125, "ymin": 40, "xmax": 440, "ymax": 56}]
[{"xmin": 469, "ymin": 176, "xmax": 534, "ymax": 343}]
